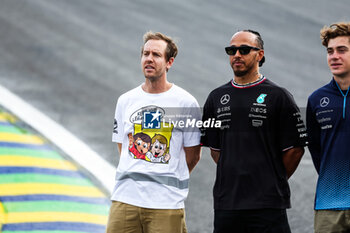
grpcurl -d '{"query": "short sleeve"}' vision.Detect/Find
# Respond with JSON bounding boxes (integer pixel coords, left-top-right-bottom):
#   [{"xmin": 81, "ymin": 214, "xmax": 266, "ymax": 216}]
[
  {"xmin": 183, "ymin": 100, "xmax": 201, "ymax": 147},
  {"xmin": 200, "ymin": 94, "xmax": 221, "ymax": 150},
  {"xmin": 277, "ymin": 90, "xmax": 308, "ymax": 151},
  {"xmin": 112, "ymin": 97, "xmax": 124, "ymax": 143}
]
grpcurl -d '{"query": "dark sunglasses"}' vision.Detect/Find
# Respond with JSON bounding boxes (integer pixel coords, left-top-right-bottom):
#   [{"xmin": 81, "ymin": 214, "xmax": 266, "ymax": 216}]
[{"xmin": 225, "ymin": 45, "xmax": 260, "ymax": 56}]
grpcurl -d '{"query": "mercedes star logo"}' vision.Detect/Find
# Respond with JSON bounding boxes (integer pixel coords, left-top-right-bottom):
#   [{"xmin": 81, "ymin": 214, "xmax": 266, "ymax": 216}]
[
  {"xmin": 220, "ymin": 94, "xmax": 230, "ymax": 105},
  {"xmin": 320, "ymin": 97, "xmax": 330, "ymax": 107}
]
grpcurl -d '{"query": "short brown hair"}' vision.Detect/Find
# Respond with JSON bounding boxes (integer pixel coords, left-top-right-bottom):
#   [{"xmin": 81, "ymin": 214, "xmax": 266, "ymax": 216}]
[
  {"xmin": 320, "ymin": 22, "xmax": 350, "ymax": 47},
  {"xmin": 141, "ymin": 31, "xmax": 178, "ymax": 61}
]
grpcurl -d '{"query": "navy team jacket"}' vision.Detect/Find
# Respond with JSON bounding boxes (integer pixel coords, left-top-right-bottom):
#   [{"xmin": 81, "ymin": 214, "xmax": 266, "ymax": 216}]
[{"xmin": 306, "ymin": 78, "xmax": 350, "ymax": 210}]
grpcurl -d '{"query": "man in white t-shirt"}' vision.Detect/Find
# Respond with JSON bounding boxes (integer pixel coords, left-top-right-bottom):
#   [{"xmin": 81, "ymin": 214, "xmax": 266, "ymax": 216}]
[{"xmin": 106, "ymin": 31, "xmax": 202, "ymax": 233}]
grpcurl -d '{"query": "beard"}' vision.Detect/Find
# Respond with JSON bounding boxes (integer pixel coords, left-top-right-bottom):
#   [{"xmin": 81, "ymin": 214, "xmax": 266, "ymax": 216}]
[
  {"xmin": 233, "ymin": 68, "xmax": 249, "ymax": 77},
  {"xmin": 231, "ymin": 55, "xmax": 257, "ymax": 77},
  {"xmin": 232, "ymin": 61, "xmax": 256, "ymax": 77},
  {"xmin": 143, "ymin": 67, "xmax": 166, "ymax": 82},
  {"xmin": 145, "ymin": 75, "xmax": 161, "ymax": 82}
]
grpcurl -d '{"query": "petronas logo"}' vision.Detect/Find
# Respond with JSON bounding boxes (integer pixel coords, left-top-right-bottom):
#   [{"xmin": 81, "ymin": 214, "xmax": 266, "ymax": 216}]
[{"xmin": 257, "ymin": 94, "xmax": 267, "ymax": 104}]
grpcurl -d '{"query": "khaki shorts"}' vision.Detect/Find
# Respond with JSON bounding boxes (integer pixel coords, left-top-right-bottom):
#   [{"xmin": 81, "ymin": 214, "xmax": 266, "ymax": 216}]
[
  {"xmin": 106, "ymin": 201, "xmax": 187, "ymax": 233},
  {"xmin": 314, "ymin": 209, "xmax": 350, "ymax": 233}
]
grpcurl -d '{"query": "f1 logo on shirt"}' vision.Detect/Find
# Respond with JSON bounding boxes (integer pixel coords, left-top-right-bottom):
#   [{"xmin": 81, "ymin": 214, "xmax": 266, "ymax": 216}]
[
  {"xmin": 320, "ymin": 97, "xmax": 330, "ymax": 107},
  {"xmin": 143, "ymin": 110, "xmax": 161, "ymax": 129}
]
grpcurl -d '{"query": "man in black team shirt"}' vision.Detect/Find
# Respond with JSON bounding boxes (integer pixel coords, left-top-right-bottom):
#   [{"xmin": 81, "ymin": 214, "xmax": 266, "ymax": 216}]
[{"xmin": 201, "ymin": 30, "xmax": 308, "ymax": 233}]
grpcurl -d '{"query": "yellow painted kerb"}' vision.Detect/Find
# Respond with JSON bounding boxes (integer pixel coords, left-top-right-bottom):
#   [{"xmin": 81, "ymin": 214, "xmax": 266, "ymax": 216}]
[
  {"xmin": 0, "ymin": 183, "xmax": 105, "ymax": 197},
  {"xmin": 5, "ymin": 212, "xmax": 107, "ymax": 225},
  {"xmin": 0, "ymin": 132, "xmax": 44, "ymax": 145},
  {"xmin": 0, "ymin": 200, "xmax": 5, "ymax": 231},
  {"xmin": 0, "ymin": 112, "xmax": 17, "ymax": 123},
  {"xmin": 0, "ymin": 156, "xmax": 77, "ymax": 171}
]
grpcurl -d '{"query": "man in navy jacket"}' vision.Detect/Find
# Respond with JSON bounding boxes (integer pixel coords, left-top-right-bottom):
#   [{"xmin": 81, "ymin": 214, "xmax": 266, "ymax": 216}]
[{"xmin": 306, "ymin": 22, "xmax": 350, "ymax": 233}]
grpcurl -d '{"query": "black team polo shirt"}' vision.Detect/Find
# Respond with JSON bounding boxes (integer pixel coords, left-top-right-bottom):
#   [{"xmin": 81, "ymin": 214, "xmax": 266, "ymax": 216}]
[{"xmin": 201, "ymin": 77, "xmax": 307, "ymax": 210}]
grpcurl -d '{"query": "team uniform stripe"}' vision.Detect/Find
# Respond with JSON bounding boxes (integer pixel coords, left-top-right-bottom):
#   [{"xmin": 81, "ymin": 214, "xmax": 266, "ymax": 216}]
[
  {"xmin": 0, "ymin": 195, "xmax": 110, "ymax": 205},
  {"xmin": 231, "ymin": 76, "xmax": 266, "ymax": 89},
  {"xmin": 0, "ymin": 174, "xmax": 93, "ymax": 186},
  {"xmin": 0, "ymin": 147, "xmax": 62, "ymax": 159},
  {"xmin": 0, "ymin": 167, "xmax": 84, "ymax": 178},
  {"xmin": 0, "ymin": 156, "xmax": 77, "ymax": 170},
  {"xmin": 116, "ymin": 171, "xmax": 189, "ymax": 189},
  {"xmin": 0, "ymin": 132, "xmax": 44, "ymax": 145},
  {"xmin": 2, "ymin": 222, "xmax": 106, "ymax": 232},
  {"xmin": 0, "ymin": 142, "xmax": 51, "ymax": 150},
  {"xmin": 3, "ymin": 201, "xmax": 109, "ymax": 215},
  {"xmin": 0, "ymin": 183, "xmax": 105, "ymax": 197}
]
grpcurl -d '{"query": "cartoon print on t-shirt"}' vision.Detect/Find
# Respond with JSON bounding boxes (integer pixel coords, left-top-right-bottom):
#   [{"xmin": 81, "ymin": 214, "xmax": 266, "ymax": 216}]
[
  {"xmin": 145, "ymin": 134, "xmax": 171, "ymax": 163},
  {"xmin": 128, "ymin": 105, "xmax": 173, "ymax": 164},
  {"xmin": 128, "ymin": 132, "xmax": 151, "ymax": 160}
]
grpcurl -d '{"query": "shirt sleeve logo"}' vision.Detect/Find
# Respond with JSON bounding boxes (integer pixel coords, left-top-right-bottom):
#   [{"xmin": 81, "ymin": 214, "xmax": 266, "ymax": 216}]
[
  {"xmin": 113, "ymin": 119, "xmax": 118, "ymax": 134},
  {"xmin": 220, "ymin": 94, "xmax": 230, "ymax": 105},
  {"xmin": 320, "ymin": 97, "xmax": 330, "ymax": 107},
  {"xmin": 256, "ymin": 94, "xmax": 267, "ymax": 104}
]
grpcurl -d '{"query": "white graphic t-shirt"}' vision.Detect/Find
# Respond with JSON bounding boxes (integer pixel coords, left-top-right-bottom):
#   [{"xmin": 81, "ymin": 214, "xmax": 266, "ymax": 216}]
[{"xmin": 112, "ymin": 84, "xmax": 201, "ymax": 209}]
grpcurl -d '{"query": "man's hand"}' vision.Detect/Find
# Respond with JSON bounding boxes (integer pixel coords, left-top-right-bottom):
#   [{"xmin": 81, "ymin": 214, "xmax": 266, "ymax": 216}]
[{"xmin": 210, "ymin": 149, "xmax": 220, "ymax": 164}]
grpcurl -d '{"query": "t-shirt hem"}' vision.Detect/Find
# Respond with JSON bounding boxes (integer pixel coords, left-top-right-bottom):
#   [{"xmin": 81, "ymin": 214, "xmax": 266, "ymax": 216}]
[
  {"xmin": 184, "ymin": 142, "xmax": 201, "ymax": 147},
  {"xmin": 282, "ymin": 142, "xmax": 307, "ymax": 151},
  {"xmin": 111, "ymin": 196, "xmax": 185, "ymax": 209},
  {"xmin": 200, "ymin": 142, "xmax": 219, "ymax": 149},
  {"xmin": 209, "ymin": 147, "xmax": 220, "ymax": 151}
]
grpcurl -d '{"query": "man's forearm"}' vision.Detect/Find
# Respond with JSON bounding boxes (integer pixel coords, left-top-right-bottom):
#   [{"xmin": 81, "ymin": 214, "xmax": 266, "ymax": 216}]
[
  {"xmin": 117, "ymin": 143, "xmax": 122, "ymax": 155},
  {"xmin": 283, "ymin": 147, "xmax": 304, "ymax": 179},
  {"xmin": 184, "ymin": 145, "xmax": 201, "ymax": 173}
]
